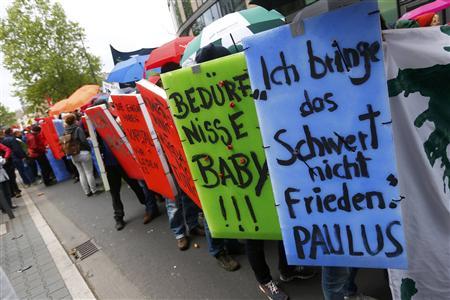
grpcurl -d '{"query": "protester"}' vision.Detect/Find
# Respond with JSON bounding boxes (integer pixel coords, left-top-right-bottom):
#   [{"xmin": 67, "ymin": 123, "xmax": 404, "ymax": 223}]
[
  {"xmin": 194, "ymin": 43, "xmax": 242, "ymax": 270},
  {"xmin": 98, "ymin": 135, "xmax": 159, "ymax": 230},
  {"xmin": 1, "ymin": 128, "xmax": 25, "ymax": 195},
  {"xmin": 26, "ymin": 125, "xmax": 55, "ymax": 186},
  {"xmin": 63, "ymin": 113, "xmax": 99, "ymax": 197},
  {"xmin": 0, "ymin": 143, "xmax": 15, "ymax": 219},
  {"xmin": 160, "ymin": 62, "xmax": 205, "ymax": 251},
  {"xmin": 13, "ymin": 129, "xmax": 35, "ymax": 184}
]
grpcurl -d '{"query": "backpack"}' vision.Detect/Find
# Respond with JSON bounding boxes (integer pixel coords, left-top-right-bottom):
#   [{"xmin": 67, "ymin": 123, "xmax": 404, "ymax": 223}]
[{"xmin": 59, "ymin": 129, "xmax": 81, "ymax": 156}]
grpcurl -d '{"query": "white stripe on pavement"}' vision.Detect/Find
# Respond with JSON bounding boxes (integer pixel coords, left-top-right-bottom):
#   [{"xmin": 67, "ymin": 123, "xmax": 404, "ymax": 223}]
[{"xmin": 22, "ymin": 189, "xmax": 96, "ymax": 300}]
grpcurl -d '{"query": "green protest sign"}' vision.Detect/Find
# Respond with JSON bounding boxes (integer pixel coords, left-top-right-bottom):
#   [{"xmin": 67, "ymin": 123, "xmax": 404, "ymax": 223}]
[{"xmin": 161, "ymin": 53, "xmax": 280, "ymax": 239}]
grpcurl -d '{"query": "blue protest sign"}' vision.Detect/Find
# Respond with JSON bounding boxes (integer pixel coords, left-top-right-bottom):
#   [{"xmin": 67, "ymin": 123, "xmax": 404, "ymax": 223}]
[{"xmin": 243, "ymin": 2, "xmax": 407, "ymax": 268}]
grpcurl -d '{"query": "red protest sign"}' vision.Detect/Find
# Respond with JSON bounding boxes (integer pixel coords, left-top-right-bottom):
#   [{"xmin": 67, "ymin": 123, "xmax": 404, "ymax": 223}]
[
  {"xmin": 41, "ymin": 117, "xmax": 64, "ymax": 160},
  {"xmin": 111, "ymin": 94, "xmax": 178, "ymax": 199},
  {"xmin": 136, "ymin": 80, "xmax": 201, "ymax": 207},
  {"xmin": 85, "ymin": 105, "xmax": 144, "ymax": 180}
]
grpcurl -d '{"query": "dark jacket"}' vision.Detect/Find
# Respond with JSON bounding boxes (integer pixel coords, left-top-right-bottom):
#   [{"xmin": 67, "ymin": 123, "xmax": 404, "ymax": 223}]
[
  {"xmin": 1, "ymin": 135, "xmax": 26, "ymax": 159},
  {"xmin": 64, "ymin": 124, "xmax": 90, "ymax": 152}
]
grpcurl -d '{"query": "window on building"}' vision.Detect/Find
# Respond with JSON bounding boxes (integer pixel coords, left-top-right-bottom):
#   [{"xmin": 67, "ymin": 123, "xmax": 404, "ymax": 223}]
[{"xmin": 182, "ymin": 0, "xmax": 194, "ymax": 19}]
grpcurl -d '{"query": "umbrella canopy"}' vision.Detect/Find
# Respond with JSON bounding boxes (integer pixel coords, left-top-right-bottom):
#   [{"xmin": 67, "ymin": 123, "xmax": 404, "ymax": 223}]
[
  {"xmin": 400, "ymin": 0, "xmax": 450, "ymax": 20},
  {"xmin": 48, "ymin": 99, "xmax": 69, "ymax": 116},
  {"xmin": 49, "ymin": 85, "xmax": 100, "ymax": 116},
  {"xmin": 145, "ymin": 36, "xmax": 194, "ymax": 70},
  {"xmin": 106, "ymin": 55, "xmax": 148, "ymax": 83},
  {"xmin": 180, "ymin": 7, "xmax": 285, "ymax": 67}
]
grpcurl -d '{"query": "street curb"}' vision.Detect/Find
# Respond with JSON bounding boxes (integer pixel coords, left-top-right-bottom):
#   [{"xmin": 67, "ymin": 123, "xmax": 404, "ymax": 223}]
[{"xmin": 22, "ymin": 188, "xmax": 97, "ymax": 300}]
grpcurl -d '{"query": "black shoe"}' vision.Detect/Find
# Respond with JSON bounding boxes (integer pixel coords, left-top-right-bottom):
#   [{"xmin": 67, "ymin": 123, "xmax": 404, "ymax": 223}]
[
  {"xmin": 11, "ymin": 205, "xmax": 18, "ymax": 209},
  {"xmin": 73, "ymin": 177, "xmax": 79, "ymax": 183},
  {"xmin": 15, "ymin": 193, "xmax": 21, "ymax": 198},
  {"xmin": 115, "ymin": 219, "xmax": 126, "ymax": 231},
  {"xmin": 86, "ymin": 192, "xmax": 93, "ymax": 197},
  {"xmin": 279, "ymin": 267, "xmax": 316, "ymax": 282},
  {"xmin": 215, "ymin": 251, "xmax": 240, "ymax": 271}
]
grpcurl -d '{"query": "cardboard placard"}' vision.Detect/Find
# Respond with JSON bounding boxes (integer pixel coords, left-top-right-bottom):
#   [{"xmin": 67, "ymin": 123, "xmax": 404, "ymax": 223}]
[
  {"xmin": 84, "ymin": 116, "xmax": 110, "ymax": 192},
  {"xmin": 136, "ymin": 80, "xmax": 200, "ymax": 207},
  {"xmin": 41, "ymin": 117, "xmax": 65, "ymax": 160},
  {"xmin": 161, "ymin": 53, "xmax": 280, "ymax": 239},
  {"xmin": 111, "ymin": 94, "xmax": 178, "ymax": 199},
  {"xmin": 242, "ymin": 2, "xmax": 407, "ymax": 268},
  {"xmin": 85, "ymin": 105, "xmax": 143, "ymax": 180}
]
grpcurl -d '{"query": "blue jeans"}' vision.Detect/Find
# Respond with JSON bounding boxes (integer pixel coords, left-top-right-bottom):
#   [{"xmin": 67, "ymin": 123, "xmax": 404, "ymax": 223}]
[
  {"xmin": 137, "ymin": 181, "xmax": 159, "ymax": 214},
  {"xmin": 322, "ymin": 267, "xmax": 358, "ymax": 300},
  {"xmin": 165, "ymin": 192, "xmax": 199, "ymax": 239},
  {"xmin": 204, "ymin": 218, "xmax": 242, "ymax": 257},
  {"xmin": 13, "ymin": 158, "xmax": 33, "ymax": 185}
]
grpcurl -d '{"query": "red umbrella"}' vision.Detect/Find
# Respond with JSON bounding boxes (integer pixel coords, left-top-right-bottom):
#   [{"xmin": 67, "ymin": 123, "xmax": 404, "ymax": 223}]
[{"xmin": 144, "ymin": 36, "xmax": 194, "ymax": 70}]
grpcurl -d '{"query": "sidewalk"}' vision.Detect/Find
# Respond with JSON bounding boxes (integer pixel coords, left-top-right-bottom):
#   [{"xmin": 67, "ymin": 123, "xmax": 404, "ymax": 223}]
[{"xmin": 0, "ymin": 187, "xmax": 93, "ymax": 300}]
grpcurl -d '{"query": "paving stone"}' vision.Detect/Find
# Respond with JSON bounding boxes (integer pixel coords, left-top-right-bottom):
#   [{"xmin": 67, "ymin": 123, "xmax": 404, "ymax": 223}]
[
  {"xmin": 28, "ymin": 284, "xmax": 48, "ymax": 298},
  {"xmin": 49, "ymin": 287, "xmax": 70, "ymax": 300},
  {"xmin": 26, "ymin": 277, "xmax": 45, "ymax": 291},
  {"xmin": 46, "ymin": 280, "xmax": 65, "ymax": 293}
]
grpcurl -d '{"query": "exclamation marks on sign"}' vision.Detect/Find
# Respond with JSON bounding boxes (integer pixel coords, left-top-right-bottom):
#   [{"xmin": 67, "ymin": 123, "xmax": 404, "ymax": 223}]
[
  {"xmin": 219, "ymin": 195, "xmax": 260, "ymax": 233},
  {"xmin": 245, "ymin": 195, "xmax": 259, "ymax": 232},
  {"xmin": 231, "ymin": 196, "xmax": 244, "ymax": 232},
  {"xmin": 219, "ymin": 196, "xmax": 229, "ymax": 228}
]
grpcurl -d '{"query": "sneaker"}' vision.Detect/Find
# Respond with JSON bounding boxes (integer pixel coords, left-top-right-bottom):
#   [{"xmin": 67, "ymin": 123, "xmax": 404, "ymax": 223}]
[
  {"xmin": 344, "ymin": 294, "xmax": 378, "ymax": 300},
  {"xmin": 143, "ymin": 210, "xmax": 160, "ymax": 224},
  {"xmin": 190, "ymin": 226, "xmax": 205, "ymax": 236},
  {"xmin": 216, "ymin": 251, "xmax": 240, "ymax": 271},
  {"xmin": 258, "ymin": 280, "xmax": 288, "ymax": 300},
  {"xmin": 279, "ymin": 267, "xmax": 316, "ymax": 282},
  {"xmin": 177, "ymin": 237, "xmax": 189, "ymax": 251},
  {"xmin": 115, "ymin": 219, "xmax": 126, "ymax": 231},
  {"xmin": 86, "ymin": 192, "xmax": 93, "ymax": 197}
]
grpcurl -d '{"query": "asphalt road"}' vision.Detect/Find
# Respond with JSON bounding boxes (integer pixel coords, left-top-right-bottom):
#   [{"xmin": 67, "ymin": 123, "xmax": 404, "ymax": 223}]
[{"xmin": 32, "ymin": 179, "xmax": 392, "ymax": 300}]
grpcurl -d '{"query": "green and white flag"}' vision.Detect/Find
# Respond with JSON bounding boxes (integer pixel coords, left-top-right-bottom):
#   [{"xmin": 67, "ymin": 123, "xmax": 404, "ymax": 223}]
[{"xmin": 385, "ymin": 26, "xmax": 450, "ymax": 300}]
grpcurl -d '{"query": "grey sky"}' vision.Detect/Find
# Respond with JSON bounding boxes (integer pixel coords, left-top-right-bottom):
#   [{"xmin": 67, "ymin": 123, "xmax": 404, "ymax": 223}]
[{"xmin": 0, "ymin": 0, "xmax": 176, "ymax": 111}]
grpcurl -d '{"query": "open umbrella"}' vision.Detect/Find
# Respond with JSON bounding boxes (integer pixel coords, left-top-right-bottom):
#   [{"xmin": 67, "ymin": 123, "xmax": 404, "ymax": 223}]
[
  {"xmin": 106, "ymin": 55, "xmax": 148, "ymax": 83},
  {"xmin": 400, "ymin": 0, "xmax": 450, "ymax": 20},
  {"xmin": 49, "ymin": 85, "xmax": 100, "ymax": 116},
  {"xmin": 180, "ymin": 7, "xmax": 285, "ymax": 67},
  {"xmin": 48, "ymin": 99, "xmax": 69, "ymax": 116},
  {"xmin": 145, "ymin": 36, "xmax": 194, "ymax": 70}
]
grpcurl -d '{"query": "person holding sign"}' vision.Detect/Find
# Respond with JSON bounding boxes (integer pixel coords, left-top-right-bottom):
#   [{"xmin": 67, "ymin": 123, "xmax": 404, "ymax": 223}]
[
  {"xmin": 91, "ymin": 99, "xmax": 160, "ymax": 231},
  {"xmin": 160, "ymin": 62, "xmax": 204, "ymax": 251}
]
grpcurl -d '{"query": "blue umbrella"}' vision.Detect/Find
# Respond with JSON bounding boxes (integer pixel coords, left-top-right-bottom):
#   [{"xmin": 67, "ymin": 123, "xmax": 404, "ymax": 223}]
[{"xmin": 106, "ymin": 54, "xmax": 148, "ymax": 83}]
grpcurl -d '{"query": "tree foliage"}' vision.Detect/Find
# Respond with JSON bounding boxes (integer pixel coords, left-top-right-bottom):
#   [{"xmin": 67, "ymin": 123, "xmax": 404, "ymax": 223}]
[
  {"xmin": 0, "ymin": 103, "xmax": 17, "ymax": 127},
  {"xmin": 0, "ymin": 0, "xmax": 102, "ymax": 113}
]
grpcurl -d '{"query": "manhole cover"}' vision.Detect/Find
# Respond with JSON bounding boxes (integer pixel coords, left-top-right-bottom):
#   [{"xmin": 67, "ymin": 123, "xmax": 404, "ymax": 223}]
[{"xmin": 71, "ymin": 240, "xmax": 99, "ymax": 261}]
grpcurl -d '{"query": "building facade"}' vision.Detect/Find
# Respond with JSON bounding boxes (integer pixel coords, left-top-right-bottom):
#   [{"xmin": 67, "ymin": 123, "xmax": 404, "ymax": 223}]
[{"xmin": 168, "ymin": 0, "xmax": 448, "ymax": 37}]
